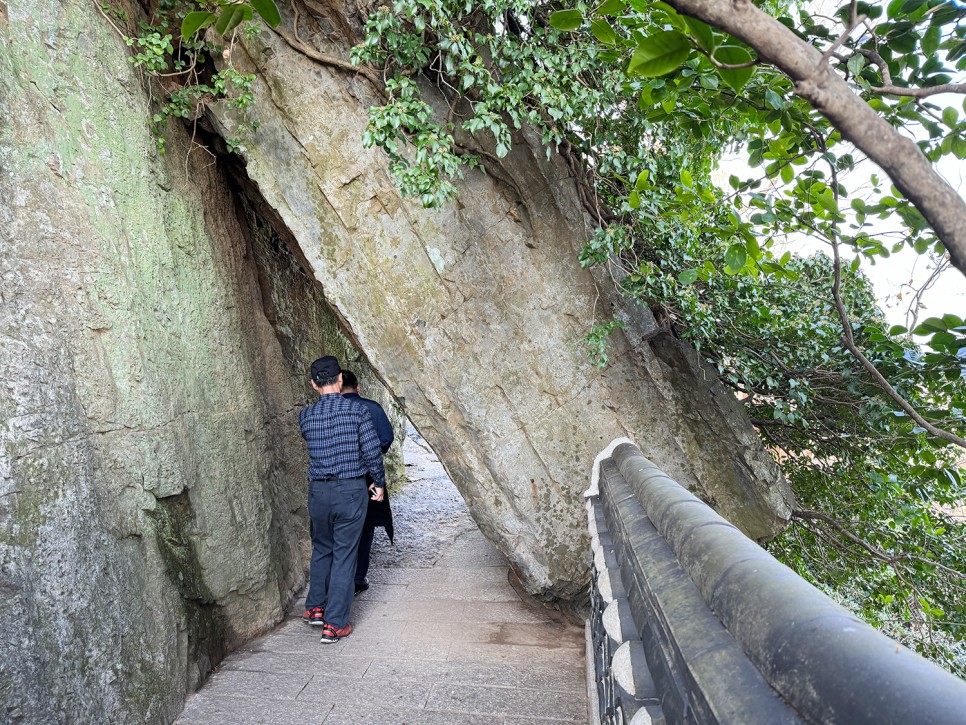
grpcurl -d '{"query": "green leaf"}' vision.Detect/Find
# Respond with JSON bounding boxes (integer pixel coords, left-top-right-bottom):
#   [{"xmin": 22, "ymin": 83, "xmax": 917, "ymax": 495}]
[
  {"xmin": 215, "ymin": 4, "xmax": 249, "ymax": 34},
  {"xmin": 942, "ymin": 313, "xmax": 964, "ymax": 329},
  {"xmin": 929, "ymin": 331, "xmax": 958, "ymax": 350},
  {"xmin": 680, "ymin": 168, "xmax": 693, "ymax": 187},
  {"xmin": 847, "ymin": 53, "xmax": 866, "ymax": 77},
  {"xmin": 745, "ymin": 236, "xmax": 762, "ymax": 261},
  {"xmin": 942, "ymin": 106, "xmax": 959, "ymax": 128},
  {"xmin": 724, "ymin": 243, "xmax": 747, "ymax": 271},
  {"xmin": 628, "ymin": 190, "xmax": 641, "ymax": 208},
  {"xmin": 596, "ymin": 0, "xmax": 625, "ymax": 16},
  {"xmin": 698, "ymin": 74, "xmax": 719, "ymax": 90},
  {"xmin": 550, "ymin": 9, "xmax": 584, "ymax": 31},
  {"xmin": 637, "ymin": 86, "xmax": 654, "ymax": 109},
  {"xmin": 678, "ymin": 268, "xmax": 699, "ymax": 284},
  {"xmin": 888, "ymin": 325, "xmax": 908, "ymax": 336},
  {"xmin": 714, "ymin": 46, "xmax": 755, "ymax": 92},
  {"xmin": 635, "ymin": 169, "xmax": 650, "ymax": 190},
  {"xmin": 250, "ymin": 0, "xmax": 281, "ymax": 27},
  {"xmin": 913, "ymin": 317, "xmax": 948, "ymax": 335},
  {"xmin": 922, "ymin": 25, "xmax": 941, "ymax": 56},
  {"xmin": 628, "ymin": 31, "xmax": 690, "ymax": 78},
  {"xmin": 181, "ymin": 11, "xmax": 216, "ymax": 39},
  {"xmin": 813, "ymin": 191, "xmax": 839, "ymax": 215},
  {"xmin": 683, "ymin": 17, "xmax": 716, "ymax": 53},
  {"xmin": 764, "ymin": 88, "xmax": 785, "ymax": 110},
  {"xmin": 780, "ymin": 164, "xmax": 793, "ymax": 184},
  {"xmin": 591, "ymin": 18, "xmax": 618, "ymax": 45}
]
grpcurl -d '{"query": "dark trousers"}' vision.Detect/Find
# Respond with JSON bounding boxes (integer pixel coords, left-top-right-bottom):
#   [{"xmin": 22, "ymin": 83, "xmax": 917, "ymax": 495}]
[
  {"xmin": 355, "ymin": 520, "xmax": 376, "ymax": 585},
  {"xmin": 305, "ymin": 477, "xmax": 367, "ymax": 628}
]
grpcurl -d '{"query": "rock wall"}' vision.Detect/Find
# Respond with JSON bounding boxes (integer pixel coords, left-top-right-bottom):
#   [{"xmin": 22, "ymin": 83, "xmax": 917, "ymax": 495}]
[
  {"xmin": 0, "ymin": 1, "xmax": 399, "ymax": 721},
  {"xmin": 210, "ymin": 15, "xmax": 795, "ymax": 601}
]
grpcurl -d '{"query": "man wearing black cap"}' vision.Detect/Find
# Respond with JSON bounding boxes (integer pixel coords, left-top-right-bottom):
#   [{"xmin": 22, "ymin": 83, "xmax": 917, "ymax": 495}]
[{"xmin": 299, "ymin": 356, "xmax": 386, "ymax": 643}]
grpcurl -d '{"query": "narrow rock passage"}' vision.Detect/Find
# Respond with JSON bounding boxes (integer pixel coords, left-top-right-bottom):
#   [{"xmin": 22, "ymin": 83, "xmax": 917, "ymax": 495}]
[{"xmin": 176, "ymin": 428, "xmax": 587, "ymax": 724}]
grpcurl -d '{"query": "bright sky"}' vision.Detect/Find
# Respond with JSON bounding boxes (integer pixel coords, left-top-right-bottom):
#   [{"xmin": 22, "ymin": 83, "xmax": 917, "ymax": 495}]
[
  {"xmin": 869, "ymin": 141, "xmax": 966, "ymax": 328},
  {"xmin": 774, "ymin": 0, "xmax": 966, "ymax": 327},
  {"xmin": 714, "ymin": 129, "xmax": 966, "ymax": 330}
]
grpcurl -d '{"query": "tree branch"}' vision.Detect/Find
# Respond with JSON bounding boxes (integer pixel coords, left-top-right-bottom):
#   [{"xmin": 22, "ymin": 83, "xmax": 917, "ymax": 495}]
[
  {"xmin": 792, "ymin": 509, "xmax": 966, "ymax": 579},
  {"xmin": 870, "ymin": 83, "xmax": 966, "ymax": 98},
  {"xmin": 695, "ymin": 46, "xmax": 760, "ymax": 70},
  {"xmin": 820, "ymin": 3, "xmax": 866, "ymax": 63},
  {"xmin": 853, "ymin": 48, "xmax": 892, "ymax": 85},
  {"xmin": 830, "ymin": 238, "xmax": 966, "ymax": 449},
  {"xmin": 793, "ymin": 508, "xmax": 895, "ymax": 562},
  {"xmin": 272, "ymin": 13, "xmax": 384, "ymax": 95}
]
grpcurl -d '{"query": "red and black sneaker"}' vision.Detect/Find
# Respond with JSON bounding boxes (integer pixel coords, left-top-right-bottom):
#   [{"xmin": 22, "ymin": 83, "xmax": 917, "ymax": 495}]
[
  {"xmin": 319, "ymin": 622, "xmax": 352, "ymax": 643},
  {"xmin": 302, "ymin": 607, "xmax": 325, "ymax": 626}
]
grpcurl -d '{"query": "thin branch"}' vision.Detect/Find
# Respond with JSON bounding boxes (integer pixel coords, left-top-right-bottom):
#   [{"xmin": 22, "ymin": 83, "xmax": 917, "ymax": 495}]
[
  {"xmin": 854, "ymin": 48, "xmax": 892, "ymax": 85},
  {"xmin": 153, "ymin": 57, "xmax": 198, "ymax": 78},
  {"xmin": 870, "ymin": 83, "xmax": 966, "ymax": 98},
  {"xmin": 802, "ymin": 125, "xmax": 966, "ymax": 450},
  {"xmin": 272, "ymin": 15, "xmax": 384, "ymax": 95},
  {"xmin": 663, "ymin": 0, "xmax": 966, "ymax": 281},
  {"xmin": 695, "ymin": 46, "xmax": 760, "ymax": 70},
  {"xmin": 792, "ymin": 510, "xmax": 966, "ymax": 579},
  {"xmin": 820, "ymin": 3, "xmax": 866, "ymax": 63},
  {"xmin": 903, "ymin": 256, "xmax": 949, "ymax": 332},
  {"xmin": 793, "ymin": 508, "xmax": 893, "ymax": 561},
  {"xmin": 830, "ymin": 239, "xmax": 966, "ymax": 449},
  {"xmin": 93, "ymin": 0, "xmax": 129, "ymax": 39}
]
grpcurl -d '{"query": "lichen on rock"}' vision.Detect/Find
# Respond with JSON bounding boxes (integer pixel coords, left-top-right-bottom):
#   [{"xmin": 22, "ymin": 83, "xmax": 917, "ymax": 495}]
[{"xmin": 0, "ymin": 1, "xmax": 402, "ymax": 721}]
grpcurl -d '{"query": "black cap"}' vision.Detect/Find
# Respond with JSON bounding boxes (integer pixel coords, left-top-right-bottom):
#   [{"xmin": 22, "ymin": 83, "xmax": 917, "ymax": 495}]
[{"xmin": 310, "ymin": 356, "xmax": 340, "ymax": 384}]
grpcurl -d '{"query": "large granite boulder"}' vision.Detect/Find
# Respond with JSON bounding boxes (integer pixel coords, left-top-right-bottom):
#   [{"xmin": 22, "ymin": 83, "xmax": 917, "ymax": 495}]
[
  {"xmin": 0, "ymin": 1, "xmax": 398, "ymax": 721},
  {"xmin": 209, "ymin": 13, "xmax": 795, "ymax": 602}
]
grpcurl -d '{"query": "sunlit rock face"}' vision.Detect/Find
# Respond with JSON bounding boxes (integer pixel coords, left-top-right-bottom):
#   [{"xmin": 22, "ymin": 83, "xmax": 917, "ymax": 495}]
[{"xmin": 211, "ymin": 14, "xmax": 793, "ymax": 603}]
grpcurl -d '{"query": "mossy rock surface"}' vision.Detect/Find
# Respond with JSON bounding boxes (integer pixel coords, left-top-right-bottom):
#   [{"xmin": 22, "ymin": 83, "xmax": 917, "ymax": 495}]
[{"xmin": 0, "ymin": 2, "xmax": 404, "ymax": 722}]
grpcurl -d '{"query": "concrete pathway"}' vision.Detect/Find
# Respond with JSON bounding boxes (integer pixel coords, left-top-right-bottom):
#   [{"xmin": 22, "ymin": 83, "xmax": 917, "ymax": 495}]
[{"xmin": 176, "ymin": 429, "xmax": 587, "ymax": 724}]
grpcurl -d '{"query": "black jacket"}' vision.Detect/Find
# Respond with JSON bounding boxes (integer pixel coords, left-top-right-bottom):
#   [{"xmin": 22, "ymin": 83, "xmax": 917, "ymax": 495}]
[{"xmin": 343, "ymin": 393, "xmax": 394, "ymax": 541}]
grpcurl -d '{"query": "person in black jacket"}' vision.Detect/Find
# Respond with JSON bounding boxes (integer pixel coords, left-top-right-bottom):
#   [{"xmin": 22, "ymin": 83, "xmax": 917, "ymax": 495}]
[{"xmin": 341, "ymin": 370, "xmax": 394, "ymax": 593}]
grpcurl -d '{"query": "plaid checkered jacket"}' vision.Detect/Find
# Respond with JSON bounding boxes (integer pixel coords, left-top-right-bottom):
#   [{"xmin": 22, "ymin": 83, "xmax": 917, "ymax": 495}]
[{"xmin": 298, "ymin": 393, "xmax": 386, "ymax": 488}]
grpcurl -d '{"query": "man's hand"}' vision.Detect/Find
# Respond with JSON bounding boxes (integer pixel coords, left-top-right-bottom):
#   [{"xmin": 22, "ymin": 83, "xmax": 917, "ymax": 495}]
[{"xmin": 369, "ymin": 485, "xmax": 385, "ymax": 502}]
